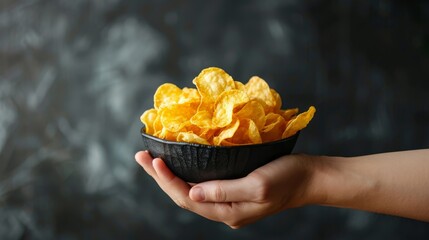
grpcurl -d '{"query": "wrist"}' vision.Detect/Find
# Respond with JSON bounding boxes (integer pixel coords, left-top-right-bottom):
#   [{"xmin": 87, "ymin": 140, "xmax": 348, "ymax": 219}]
[
  {"xmin": 306, "ymin": 155, "xmax": 378, "ymax": 208},
  {"xmin": 282, "ymin": 154, "xmax": 334, "ymax": 207},
  {"xmin": 299, "ymin": 155, "xmax": 334, "ymax": 206}
]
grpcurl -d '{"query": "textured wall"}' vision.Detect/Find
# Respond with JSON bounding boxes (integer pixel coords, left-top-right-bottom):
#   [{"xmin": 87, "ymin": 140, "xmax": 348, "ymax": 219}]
[{"xmin": 1, "ymin": 0, "xmax": 428, "ymax": 239}]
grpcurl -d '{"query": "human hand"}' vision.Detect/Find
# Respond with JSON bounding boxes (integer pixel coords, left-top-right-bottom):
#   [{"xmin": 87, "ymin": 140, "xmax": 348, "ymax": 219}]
[{"xmin": 135, "ymin": 151, "xmax": 317, "ymax": 228}]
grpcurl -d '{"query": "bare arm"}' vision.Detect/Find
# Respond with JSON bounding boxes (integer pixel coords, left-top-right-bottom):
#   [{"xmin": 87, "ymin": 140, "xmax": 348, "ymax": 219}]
[
  {"xmin": 135, "ymin": 149, "xmax": 429, "ymax": 228},
  {"xmin": 310, "ymin": 149, "xmax": 429, "ymax": 221}
]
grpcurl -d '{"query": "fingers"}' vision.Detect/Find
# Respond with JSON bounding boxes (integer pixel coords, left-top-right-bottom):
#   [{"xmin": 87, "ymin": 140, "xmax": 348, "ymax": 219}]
[
  {"xmin": 189, "ymin": 176, "xmax": 262, "ymax": 203},
  {"xmin": 149, "ymin": 158, "xmax": 258, "ymax": 223},
  {"xmin": 135, "ymin": 151, "xmax": 193, "ymax": 210},
  {"xmin": 151, "ymin": 158, "xmax": 194, "ymax": 210},
  {"xmin": 135, "ymin": 152, "xmax": 199, "ymax": 210},
  {"xmin": 135, "ymin": 151, "xmax": 157, "ymax": 178},
  {"xmin": 134, "ymin": 152, "xmax": 267, "ymax": 228}
]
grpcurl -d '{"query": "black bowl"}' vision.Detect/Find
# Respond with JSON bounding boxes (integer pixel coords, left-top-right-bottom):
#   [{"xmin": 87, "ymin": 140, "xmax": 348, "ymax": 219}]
[{"xmin": 140, "ymin": 127, "xmax": 299, "ymax": 183}]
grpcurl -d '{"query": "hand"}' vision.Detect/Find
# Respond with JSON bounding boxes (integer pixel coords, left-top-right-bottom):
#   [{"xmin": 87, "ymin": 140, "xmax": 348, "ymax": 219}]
[{"xmin": 135, "ymin": 151, "xmax": 316, "ymax": 228}]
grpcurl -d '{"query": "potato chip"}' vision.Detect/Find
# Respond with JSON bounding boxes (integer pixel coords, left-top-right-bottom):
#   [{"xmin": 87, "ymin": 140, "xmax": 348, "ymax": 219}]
[
  {"xmin": 213, "ymin": 119, "xmax": 240, "ymax": 145},
  {"xmin": 282, "ymin": 106, "xmax": 316, "ymax": 139},
  {"xmin": 184, "ymin": 124, "xmax": 215, "ymax": 141},
  {"xmin": 235, "ymin": 100, "xmax": 266, "ymax": 130},
  {"xmin": 213, "ymin": 90, "xmax": 249, "ymax": 128},
  {"xmin": 160, "ymin": 104, "xmax": 197, "ymax": 132},
  {"xmin": 242, "ymin": 119, "xmax": 262, "ymax": 144},
  {"xmin": 270, "ymin": 89, "xmax": 282, "ymax": 112},
  {"xmin": 157, "ymin": 128, "xmax": 178, "ymax": 141},
  {"xmin": 245, "ymin": 76, "xmax": 276, "ymax": 112},
  {"xmin": 178, "ymin": 87, "xmax": 200, "ymax": 104},
  {"xmin": 234, "ymin": 81, "xmax": 245, "ymax": 91},
  {"xmin": 152, "ymin": 113, "xmax": 163, "ymax": 134},
  {"xmin": 229, "ymin": 118, "xmax": 262, "ymax": 145},
  {"xmin": 140, "ymin": 108, "xmax": 158, "ymax": 135},
  {"xmin": 190, "ymin": 110, "xmax": 213, "ymax": 129},
  {"xmin": 261, "ymin": 113, "xmax": 286, "ymax": 142},
  {"xmin": 141, "ymin": 67, "xmax": 316, "ymax": 146},
  {"xmin": 280, "ymin": 108, "xmax": 299, "ymax": 121},
  {"xmin": 192, "ymin": 67, "xmax": 235, "ymax": 108},
  {"xmin": 177, "ymin": 132, "xmax": 210, "ymax": 145},
  {"xmin": 154, "ymin": 83, "xmax": 182, "ymax": 110}
]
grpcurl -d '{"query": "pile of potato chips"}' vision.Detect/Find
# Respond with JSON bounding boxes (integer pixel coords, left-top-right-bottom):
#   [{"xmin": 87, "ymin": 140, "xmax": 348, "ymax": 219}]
[{"xmin": 141, "ymin": 67, "xmax": 316, "ymax": 146}]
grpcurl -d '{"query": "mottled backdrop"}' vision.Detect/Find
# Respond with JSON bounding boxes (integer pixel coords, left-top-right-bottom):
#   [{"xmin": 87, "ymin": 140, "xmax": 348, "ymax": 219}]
[{"xmin": 1, "ymin": 0, "xmax": 428, "ymax": 239}]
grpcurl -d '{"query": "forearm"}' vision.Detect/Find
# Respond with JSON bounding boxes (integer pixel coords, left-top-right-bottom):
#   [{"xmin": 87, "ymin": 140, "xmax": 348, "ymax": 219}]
[{"xmin": 308, "ymin": 149, "xmax": 429, "ymax": 222}]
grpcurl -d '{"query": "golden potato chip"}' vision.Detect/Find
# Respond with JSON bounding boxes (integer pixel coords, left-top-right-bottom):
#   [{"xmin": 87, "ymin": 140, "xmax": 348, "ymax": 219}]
[
  {"xmin": 183, "ymin": 124, "xmax": 203, "ymax": 135},
  {"xmin": 280, "ymin": 108, "xmax": 299, "ymax": 121},
  {"xmin": 261, "ymin": 113, "xmax": 286, "ymax": 142},
  {"xmin": 235, "ymin": 100, "xmax": 266, "ymax": 130},
  {"xmin": 242, "ymin": 119, "xmax": 262, "ymax": 144},
  {"xmin": 192, "ymin": 67, "xmax": 235, "ymax": 108},
  {"xmin": 154, "ymin": 83, "xmax": 182, "ymax": 110},
  {"xmin": 152, "ymin": 113, "xmax": 163, "ymax": 134},
  {"xmin": 184, "ymin": 124, "xmax": 215, "ymax": 141},
  {"xmin": 177, "ymin": 132, "xmax": 210, "ymax": 145},
  {"xmin": 215, "ymin": 139, "xmax": 236, "ymax": 146},
  {"xmin": 282, "ymin": 106, "xmax": 316, "ymax": 139},
  {"xmin": 245, "ymin": 76, "xmax": 276, "ymax": 112},
  {"xmin": 213, "ymin": 90, "xmax": 249, "ymax": 128},
  {"xmin": 190, "ymin": 110, "xmax": 213, "ymax": 129},
  {"xmin": 234, "ymin": 81, "xmax": 245, "ymax": 91},
  {"xmin": 157, "ymin": 128, "xmax": 178, "ymax": 141},
  {"xmin": 140, "ymin": 108, "xmax": 158, "ymax": 135},
  {"xmin": 213, "ymin": 119, "xmax": 240, "ymax": 145},
  {"xmin": 141, "ymin": 67, "xmax": 316, "ymax": 146},
  {"xmin": 270, "ymin": 89, "xmax": 282, "ymax": 112},
  {"xmin": 229, "ymin": 118, "xmax": 262, "ymax": 145},
  {"xmin": 178, "ymin": 87, "xmax": 200, "ymax": 104},
  {"xmin": 160, "ymin": 104, "xmax": 197, "ymax": 132}
]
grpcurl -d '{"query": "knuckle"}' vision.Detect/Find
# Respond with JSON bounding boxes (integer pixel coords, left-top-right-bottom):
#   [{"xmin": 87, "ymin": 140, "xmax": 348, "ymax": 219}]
[
  {"xmin": 213, "ymin": 184, "xmax": 227, "ymax": 202},
  {"xmin": 249, "ymin": 172, "xmax": 270, "ymax": 202},
  {"xmin": 173, "ymin": 198, "xmax": 189, "ymax": 210}
]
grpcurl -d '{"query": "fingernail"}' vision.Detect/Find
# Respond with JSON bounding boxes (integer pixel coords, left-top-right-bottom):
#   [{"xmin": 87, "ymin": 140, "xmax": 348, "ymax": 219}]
[
  {"xmin": 190, "ymin": 187, "xmax": 205, "ymax": 201},
  {"xmin": 144, "ymin": 150, "xmax": 153, "ymax": 157}
]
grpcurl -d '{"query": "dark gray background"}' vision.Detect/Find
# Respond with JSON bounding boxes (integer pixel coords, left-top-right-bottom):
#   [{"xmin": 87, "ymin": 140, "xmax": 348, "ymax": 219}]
[{"xmin": 1, "ymin": 0, "xmax": 428, "ymax": 239}]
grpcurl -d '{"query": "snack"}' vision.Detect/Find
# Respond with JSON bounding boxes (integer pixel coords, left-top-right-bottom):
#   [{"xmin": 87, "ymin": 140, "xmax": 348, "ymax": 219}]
[{"xmin": 140, "ymin": 67, "xmax": 315, "ymax": 146}]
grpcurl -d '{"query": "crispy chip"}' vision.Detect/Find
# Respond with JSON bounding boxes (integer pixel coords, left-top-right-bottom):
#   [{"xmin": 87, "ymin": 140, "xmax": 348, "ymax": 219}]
[
  {"xmin": 184, "ymin": 124, "xmax": 215, "ymax": 142},
  {"xmin": 160, "ymin": 104, "xmax": 197, "ymax": 132},
  {"xmin": 140, "ymin": 108, "xmax": 158, "ymax": 135},
  {"xmin": 235, "ymin": 100, "xmax": 266, "ymax": 130},
  {"xmin": 177, "ymin": 132, "xmax": 210, "ymax": 145},
  {"xmin": 153, "ymin": 113, "xmax": 163, "ymax": 133},
  {"xmin": 178, "ymin": 87, "xmax": 200, "ymax": 104},
  {"xmin": 234, "ymin": 81, "xmax": 245, "ymax": 91},
  {"xmin": 245, "ymin": 76, "xmax": 276, "ymax": 112},
  {"xmin": 157, "ymin": 128, "xmax": 178, "ymax": 141},
  {"xmin": 213, "ymin": 119, "xmax": 240, "ymax": 145},
  {"xmin": 280, "ymin": 108, "xmax": 299, "ymax": 121},
  {"xmin": 229, "ymin": 118, "xmax": 262, "ymax": 145},
  {"xmin": 141, "ymin": 67, "xmax": 316, "ymax": 146},
  {"xmin": 213, "ymin": 90, "xmax": 249, "ymax": 128},
  {"xmin": 154, "ymin": 83, "xmax": 182, "ymax": 110},
  {"xmin": 282, "ymin": 106, "xmax": 316, "ymax": 139},
  {"xmin": 270, "ymin": 89, "xmax": 282, "ymax": 112},
  {"xmin": 190, "ymin": 110, "xmax": 213, "ymax": 129},
  {"xmin": 192, "ymin": 67, "xmax": 235, "ymax": 108},
  {"xmin": 261, "ymin": 113, "xmax": 287, "ymax": 142}
]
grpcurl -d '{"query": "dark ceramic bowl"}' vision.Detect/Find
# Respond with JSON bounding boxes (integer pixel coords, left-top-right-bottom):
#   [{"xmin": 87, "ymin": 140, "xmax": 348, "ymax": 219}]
[{"xmin": 141, "ymin": 127, "xmax": 299, "ymax": 183}]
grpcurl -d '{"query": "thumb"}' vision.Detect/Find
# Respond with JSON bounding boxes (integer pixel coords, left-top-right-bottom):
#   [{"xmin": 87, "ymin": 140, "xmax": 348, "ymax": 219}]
[{"xmin": 189, "ymin": 177, "xmax": 260, "ymax": 203}]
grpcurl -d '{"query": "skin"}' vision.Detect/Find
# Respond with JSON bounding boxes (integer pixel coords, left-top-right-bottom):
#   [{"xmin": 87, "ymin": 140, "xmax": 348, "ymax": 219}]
[{"xmin": 135, "ymin": 149, "xmax": 429, "ymax": 229}]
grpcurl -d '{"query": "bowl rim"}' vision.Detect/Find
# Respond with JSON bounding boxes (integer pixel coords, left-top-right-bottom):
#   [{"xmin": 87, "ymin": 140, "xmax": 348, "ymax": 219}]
[{"xmin": 141, "ymin": 126, "xmax": 299, "ymax": 149}]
